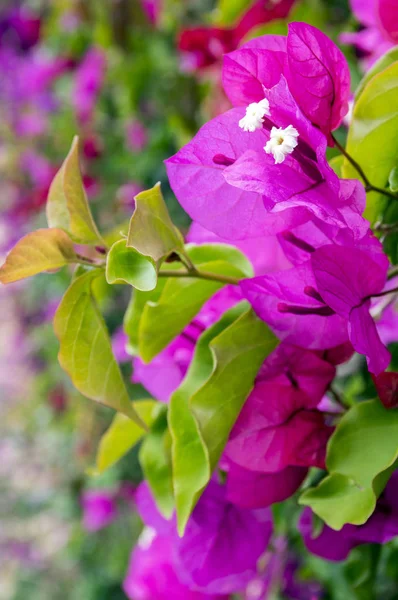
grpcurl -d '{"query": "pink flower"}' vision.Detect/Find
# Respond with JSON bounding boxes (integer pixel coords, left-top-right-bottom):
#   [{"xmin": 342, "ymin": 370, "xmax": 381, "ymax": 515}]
[
  {"xmin": 140, "ymin": 0, "xmax": 162, "ymax": 26},
  {"xmin": 225, "ymin": 381, "xmax": 332, "ymax": 473},
  {"xmin": 341, "ymin": 0, "xmax": 398, "ymax": 68},
  {"xmin": 73, "ymin": 47, "xmax": 106, "ymax": 125},
  {"xmin": 81, "ymin": 490, "xmax": 117, "ymax": 532},
  {"xmin": 178, "ymin": 0, "xmax": 295, "ymax": 72},
  {"xmin": 166, "ymin": 75, "xmax": 364, "ymax": 241},
  {"xmin": 125, "ymin": 481, "xmax": 271, "ymax": 597},
  {"xmin": 243, "ymin": 221, "xmax": 390, "ymax": 374},
  {"xmin": 126, "ymin": 120, "xmax": 148, "ymax": 152},
  {"xmin": 222, "ymin": 22, "xmax": 350, "ymax": 139},
  {"xmin": 226, "ymin": 461, "xmax": 308, "ymax": 509}
]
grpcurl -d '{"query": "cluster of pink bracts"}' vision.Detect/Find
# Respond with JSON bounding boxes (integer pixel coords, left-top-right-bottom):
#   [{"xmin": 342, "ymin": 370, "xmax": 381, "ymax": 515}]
[{"xmin": 100, "ymin": 19, "xmax": 398, "ymax": 600}]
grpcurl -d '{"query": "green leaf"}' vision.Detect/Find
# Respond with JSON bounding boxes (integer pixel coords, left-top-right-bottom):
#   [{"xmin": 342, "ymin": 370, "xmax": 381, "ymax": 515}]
[
  {"xmin": 381, "ymin": 199, "xmax": 398, "ymax": 264},
  {"xmin": 389, "ymin": 166, "xmax": 398, "ymax": 192},
  {"xmin": 299, "ymin": 400, "xmax": 398, "ymax": 530},
  {"xmin": 94, "ymin": 399, "xmax": 157, "ymax": 474},
  {"xmin": 190, "ymin": 306, "xmax": 278, "ymax": 469},
  {"xmin": 0, "ymin": 228, "xmax": 76, "ymax": 284},
  {"xmin": 106, "ymin": 239, "xmax": 157, "ymax": 291},
  {"xmin": 139, "ymin": 406, "xmax": 174, "ymax": 519},
  {"xmin": 355, "ymin": 47, "xmax": 398, "ymax": 100},
  {"xmin": 214, "ymin": 0, "xmax": 254, "ymax": 26},
  {"xmin": 138, "ymin": 243, "xmax": 253, "ymax": 362},
  {"xmin": 47, "ymin": 136, "xmax": 103, "ymax": 245},
  {"xmin": 54, "ymin": 270, "xmax": 146, "ymax": 427},
  {"xmin": 127, "ymin": 182, "xmax": 184, "ymax": 263},
  {"xmin": 124, "ymin": 281, "xmax": 167, "ymax": 356},
  {"xmin": 343, "ymin": 62, "xmax": 398, "ymax": 223},
  {"xmin": 328, "ymin": 155, "xmax": 344, "ymax": 177},
  {"xmin": 169, "ymin": 302, "xmax": 279, "ymax": 534}
]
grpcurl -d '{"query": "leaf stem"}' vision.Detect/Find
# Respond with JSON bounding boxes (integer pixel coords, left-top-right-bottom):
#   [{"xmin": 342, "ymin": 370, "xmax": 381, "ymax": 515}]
[
  {"xmin": 178, "ymin": 252, "xmax": 196, "ymax": 273},
  {"xmin": 332, "ymin": 134, "xmax": 398, "ymax": 201},
  {"xmin": 158, "ymin": 268, "xmax": 241, "ymax": 286}
]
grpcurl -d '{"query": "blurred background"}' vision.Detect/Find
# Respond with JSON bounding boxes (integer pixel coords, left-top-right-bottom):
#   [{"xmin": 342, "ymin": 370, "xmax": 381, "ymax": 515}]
[{"xmin": 2, "ymin": 1, "xmax": 397, "ymax": 599}]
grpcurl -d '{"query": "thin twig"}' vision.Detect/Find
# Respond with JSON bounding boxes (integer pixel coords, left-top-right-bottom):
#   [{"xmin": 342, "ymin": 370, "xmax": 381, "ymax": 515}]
[
  {"xmin": 158, "ymin": 268, "xmax": 240, "ymax": 286},
  {"xmin": 332, "ymin": 134, "xmax": 398, "ymax": 201}
]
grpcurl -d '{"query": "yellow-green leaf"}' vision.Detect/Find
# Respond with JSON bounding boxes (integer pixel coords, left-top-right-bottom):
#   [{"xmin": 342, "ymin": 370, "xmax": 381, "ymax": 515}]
[
  {"xmin": 54, "ymin": 270, "xmax": 146, "ymax": 426},
  {"xmin": 355, "ymin": 47, "xmax": 398, "ymax": 100},
  {"xmin": 300, "ymin": 400, "xmax": 398, "ymax": 530},
  {"xmin": 138, "ymin": 243, "xmax": 253, "ymax": 362},
  {"xmin": 0, "ymin": 228, "xmax": 76, "ymax": 284},
  {"xmin": 94, "ymin": 399, "xmax": 157, "ymax": 474},
  {"xmin": 169, "ymin": 302, "xmax": 279, "ymax": 534},
  {"xmin": 127, "ymin": 182, "xmax": 184, "ymax": 263},
  {"xmin": 139, "ymin": 406, "xmax": 174, "ymax": 519},
  {"xmin": 106, "ymin": 239, "xmax": 157, "ymax": 291},
  {"xmin": 47, "ymin": 136, "xmax": 103, "ymax": 244},
  {"xmin": 343, "ymin": 62, "xmax": 398, "ymax": 223}
]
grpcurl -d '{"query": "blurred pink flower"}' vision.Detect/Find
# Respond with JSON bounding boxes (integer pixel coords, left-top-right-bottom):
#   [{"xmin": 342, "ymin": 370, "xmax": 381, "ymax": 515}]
[
  {"xmin": 341, "ymin": 0, "xmax": 397, "ymax": 68},
  {"xmin": 126, "ymin": 120, "xmax": 148, "ymax": 152},
  {"xmin": 73, "ymin": 47, "xmax": 106, "ymax": 125},
  {"xmin": 81, "ymin": 490, "xmax": 118, "ymax": 532}
]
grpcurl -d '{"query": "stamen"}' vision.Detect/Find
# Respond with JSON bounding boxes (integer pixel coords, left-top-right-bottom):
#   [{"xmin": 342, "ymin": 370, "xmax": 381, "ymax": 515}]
[
  {"xmin": 277, "ymin": 302, "xmax": 335, "ymax": 316},
  {"xmin": 304, "ymin": 286, "xmax": 326, "ymax": 303},
  {"xmin": 280, "ymin": 231, "xmax": 316, "ymax": 253},
  {"xmin": 213, "ymin": 154, "xmax": 236, "ymax": 167}
]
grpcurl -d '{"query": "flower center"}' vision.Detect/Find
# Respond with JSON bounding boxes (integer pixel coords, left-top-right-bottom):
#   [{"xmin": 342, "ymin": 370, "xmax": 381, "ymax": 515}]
[
  {"xmin": 238, "ymin": 98, "xmax": 270, "ymax": 132},
  {"xmin": 264, "ymin": 124, "xmax": 299, "ymax": 164}
]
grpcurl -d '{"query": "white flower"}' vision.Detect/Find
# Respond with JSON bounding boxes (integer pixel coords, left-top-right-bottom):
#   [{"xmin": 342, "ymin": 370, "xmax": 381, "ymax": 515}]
[
  {"xmin": 264, "ymin": 124, "xmax": 299, "ymax": 164},
  {"xmin": 238, "ymin": 98, "xmax": 270, "ymax": 132},
  {"xmin": 138, "ymin": 526, "xmax": 156, "ymax": 550}
]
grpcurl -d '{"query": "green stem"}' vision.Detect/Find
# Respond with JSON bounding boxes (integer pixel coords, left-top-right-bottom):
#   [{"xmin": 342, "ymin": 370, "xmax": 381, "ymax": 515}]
[
  {"xmin": 332, "ymin": 134, "xmax": 398, "ymax": 201},
  {"xmin": 178, "ymin": 252, "xmax": 196, "ymax": 273},
  {"xmin": 158, "ymin": 268, "xmax": 240, "ymax": 286}
]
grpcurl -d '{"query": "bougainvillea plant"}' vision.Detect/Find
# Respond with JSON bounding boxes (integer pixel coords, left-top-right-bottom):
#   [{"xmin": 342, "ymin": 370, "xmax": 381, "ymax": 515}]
[{"xmin": 2, "ymin": 20, "xmax": 398, "ymax": 599}]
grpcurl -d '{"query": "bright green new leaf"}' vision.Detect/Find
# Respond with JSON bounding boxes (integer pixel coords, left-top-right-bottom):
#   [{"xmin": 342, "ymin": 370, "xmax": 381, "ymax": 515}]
[
  {"xmin": 169, "ymin": 303, "xmax": 245, "ymax": 535},
  {"xmin": 355, "ymin": 47, "xmax": 398, "ymax": 100},
  {"xmin": 124, "ymin": 281, "xmax": 167, "ymax": 356},
  {"xmin": 0, "ymin": 228, "xmax": 76, "ymax": 284},
  {"xmin": 169, "ymin": 302, "xmax": 279, "ymax": 534},
  {"xmin": 343, "ymin": 62, "xmax": 398, "ymax": 223},
  {"xmin": 106, "ymin": 239, "xmax": 157, "ymax": 291},
  {"xmin": 139, "ymin": 406, "xmax": 174, "ymax": 519},
  {"xmin": 47, "ymin": 136, "xmax": 103, "ymax": 245},
  {"xmin": 300, "ymin": 400, "xmax": 398, "ymax": 529},
  {"xmin": 127, "ymin": 182, "xmax": 184, "ymax": 263},
  {"xmin": 138, "ymin": 243, "xmax": 253, "ymax": 363},
  {"xmin": 95, "ymin": 399, "xmax": 158, "ymax": 474},
  {"xmin": 389, "ymin": 166, "xmax": 398, "ymax": 192},
  {"xmin": 54, "ymin": 271, "xmax": 146, "ymax": 427},
  {"xmin": 190, "ymin": 307, "xmax": 279, "ymax": 469}
]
